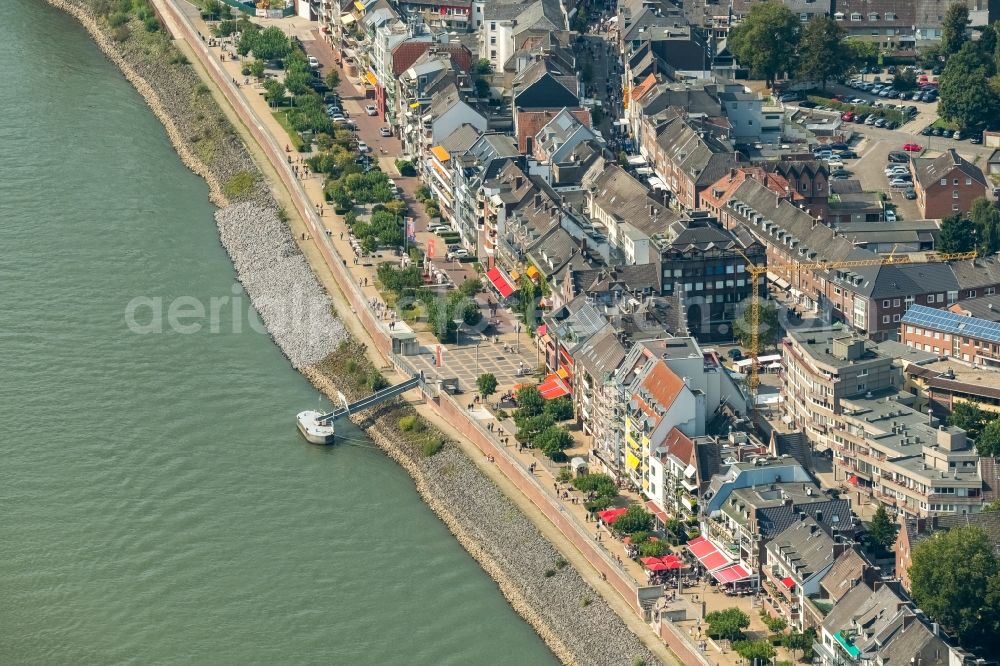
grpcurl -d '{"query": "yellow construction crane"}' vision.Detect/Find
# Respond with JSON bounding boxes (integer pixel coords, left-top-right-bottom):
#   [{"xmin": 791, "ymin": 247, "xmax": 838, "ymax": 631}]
[{"xmin": 737, "ymin": 251, "xmax": 978, "ymax": 394}]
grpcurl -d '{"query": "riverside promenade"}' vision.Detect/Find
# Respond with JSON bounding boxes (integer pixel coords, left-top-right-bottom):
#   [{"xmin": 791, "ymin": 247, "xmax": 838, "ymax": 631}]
[{"xmin": 149, "ymin": 3, "xmax": 745, "ymax": 663}]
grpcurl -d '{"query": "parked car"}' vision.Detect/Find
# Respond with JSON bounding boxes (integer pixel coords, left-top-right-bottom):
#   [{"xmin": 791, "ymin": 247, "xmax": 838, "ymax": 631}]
[
  {"xmin": 885, "ymin": 209, "xmax": 898, "ymax": 222},
  {"xmin": 940, "ymin": 129, "xmax": 952, "ymax": 138},
  {"xmin": 854, "ymin": 114, "xmax": 867, "ymax": 124},
  {"xmin": 889, "ymin": 178, "xmax": 911, "ymax": 188},
  {"xmin": 778, "ymin": 92, "xmax": 798, "ymax": 102},
  {"xmin": 865, "ymin": 115, "xmax": 878, "ymax": 125},
  {"xmin": 331, "ymin": 114, "xmax": 346, "ymax": 123},
  {"xmin": 427, "ymin": 224, "xmax": 449, "ymax": 233},
  {"xmin": 903, "ymin": 142, "xmax": 923, "ymax": 152},
  {"xmin": 841, "ymin": 111, "xmax": 855, "ymax": 122},
  {"xmin": 887, "ymin": 151, "xmax": 910, "ymax": 163},
  {"xmin": 356, "ymin": 140, "xmax": 370, "ymax": 153},
  {"xmin": 365, "ymin": 104, "xmax": 378, "ymax": 116},
  {"xmin": 813, "ymin": 149, "xmax": 833, "ymax": 159},
  {"xmin": 953, "ymin": 130, "xmax": 963, "ymax": 141},
  {"xmin": 799, "ymin": 101, "xmax": 817, "ymax": 108},
  {"xmin": 884, "ymin": 120, "xmax": 899, "ymax": 130},
  {"xmin": 838, "ymin": 150, "xmax": 859, "ymax": 159},
  {"xmin": 874, "ymin": 118, "xmax": 887, "ymax": 128},
  {"xmin": 831, "ymin": 169, "xmax": 851, "ymax": 179},
  {"xmin": 308, "ymin": 55, "xmax": 320, "ymax": 68},
  {"xmin": 904, "ymin": 188, "xmax": 917, "ymax": 200},
  {"xmin": 447, "ymin": 249, "xmax": 469, "ymax": 261},
  {"xmin": 379, "ymin": 126, "xmax": 392, "ymax": 137},
  {"xmin": 970, "ymin": 133, "xmax": 983, "ymax": 144}
]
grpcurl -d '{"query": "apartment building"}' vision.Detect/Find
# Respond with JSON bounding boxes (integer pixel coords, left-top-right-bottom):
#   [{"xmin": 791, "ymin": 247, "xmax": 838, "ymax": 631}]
[{"xmin": 902, "ymin": 303, "xmax": 1000, "ymax": 368}]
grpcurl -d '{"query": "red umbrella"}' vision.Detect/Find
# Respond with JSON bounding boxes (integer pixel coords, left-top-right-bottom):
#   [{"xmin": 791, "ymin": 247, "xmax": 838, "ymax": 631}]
[
  {"xmin": 647, "ymin": 562, "xmax": 670, "ymax": 571},
  {"xmin": 640, "ymin": 556, "xmax": 662, "ymax": 566}
]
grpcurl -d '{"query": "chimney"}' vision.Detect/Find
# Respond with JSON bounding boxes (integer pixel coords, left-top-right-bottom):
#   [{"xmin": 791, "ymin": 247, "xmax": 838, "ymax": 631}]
[
  {"xmin": 650, "ymin": 204, "xmax": 657, "ymax": 217},
  {"xmin": 833, "ymin": 542, "xmax": 849, "ymax": 558}
]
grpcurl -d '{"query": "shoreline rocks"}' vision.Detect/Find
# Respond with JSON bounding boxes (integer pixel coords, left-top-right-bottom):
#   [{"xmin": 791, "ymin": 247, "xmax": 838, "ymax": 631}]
[{"xmin": 43, "ymin": 2, "xmax": 666, "ymax": 663}]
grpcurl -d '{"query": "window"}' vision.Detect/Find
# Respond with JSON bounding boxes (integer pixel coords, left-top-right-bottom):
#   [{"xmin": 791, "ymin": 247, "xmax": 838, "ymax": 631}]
[
  {"xmin": 967, "ymin": 178, "xmax": 973, "ymax": 186},
  {"xmin": 906, "ymin": 325, "xmax": 914, "ymax": 333},
  {"xmin": 715, "ymin": 280, "xmax": 724, "ymax": 289},
  {"xmin": 800, "ymin": 12, "xmax": 808, "ymax": 21},
  {"xmin": 953, "ymin": 204, "xmax": 960, "ymax": 211},
  {"xmin": 885, "ymin": 12, "xmax": 896, "ymax": 20},
  {"xmin": 989, "ymin": 287, "xmax": 997, "ymax": 295},
  {"xmin": 927, "ymin": 294, "xmax": 934, "ymax": 303},
  {"xmin": 893, "ymin": 299, "xmax": 900, "ymax": 307},
  {"xmin": 490, "ymin": 21, "xmax": 496, "ymax": 29},
  {"xmin": 883, "ymin": 315, "xmax": 890, "ymax": 324},
  {"xmin": 954, "ymin": 190, "xmax": 960, "ymax": 198},
  {"xmin": 490, "ymin": 36, "xmax": 496, "ymax": 44},
  {"xmin": 868, "ymin": 12, "xmax": 879, "ymax": 20},
  {"xmin": 851, "ymin": 12, "xmax": 862, "ymax": 20},
  {"xmin": 490, "ymin": 49, "xmax": 496, "ymax": 57},
  {"xmin": 948, "ymin": 290, "xmax": 958, "ymax": 303},
  {"xmin": 941, "ymin": 178, "xmax": 948, "ymax": 186},
  {"xmin": 858, "ymin": 369, "xmax": 869, "ymax": 377},
  {"xmin": 954, "ymin": 178, "xmax": 959, "ymax": 186},
  {"xmin": 894, "ymin": 314, "xmax": 901, "ymax": 322},
  {"xmin": 969, "ymin": 290, "xmax": 977, "ymax": 298},
  {"xmin": 883, "ymin": 299, "xmax": 891, "ymax": 308},
  {"xmin": 858, "ymin": 383, "xmax": 867, "ymax": 391}
]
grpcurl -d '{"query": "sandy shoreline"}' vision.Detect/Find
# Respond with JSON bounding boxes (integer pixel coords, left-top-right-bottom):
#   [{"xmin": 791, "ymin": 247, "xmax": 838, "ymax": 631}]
[{"xmin": 41, "ymin": 2, "xmax": 667, "ymax": 663}]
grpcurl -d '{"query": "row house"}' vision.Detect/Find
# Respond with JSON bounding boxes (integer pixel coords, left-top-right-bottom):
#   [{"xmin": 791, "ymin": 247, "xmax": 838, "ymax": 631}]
[
  {"xmin": 815, "ymin": 582, "xmax": 960, "ymax": 666},
  {"xmin": 392, "ymin": 42, "xmax": 473, "ymax": 127},
  {"xmin": 480, "ymin": 0, "xmax": 567, "ymax": 71},
  {"xmin": 397, "ymin": 54, "xmax": 466, "ymax": 155},
  {"xmin": 648, "ymin": 118, "xmax": 738, "ymax": 209},
  {"xmin": 396, "ymin": 0, "xmax": 473, "ymax": 32},
  {"xmin": 651, "ymin": 212, "xmax": 765, "ymax": 342},
  {"xmin": 895, "ymin": 512, "xmax": 1000, "ymax": 593},
  {"xmin": 763, "ymin": 517, "xmax": 840, "ymax": 630},
  {"xmin": 406, "ymin": 83, "xmax": 487, "ymax": 163},
  {"xmin": 587, "ymin": 165, "xmax": 677, "ymax": 266},
  {"xmin": 426, "ymin": 125, "xmax": 482, "ymax": 237},
  {"xmin": 449, "ymin": 132, "xmax": 519, "ymax": 253},
  {"xmin": 902, "ymin": 303, "xmax": 1000, "ymax": 368}
]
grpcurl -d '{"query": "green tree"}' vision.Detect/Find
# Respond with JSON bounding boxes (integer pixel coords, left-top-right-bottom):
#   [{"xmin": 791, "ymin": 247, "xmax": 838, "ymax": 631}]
[
  {"xmin": 544, "ymin": 396, "xmax": 574, "ymax": 421},
  {"xmin": 705, "ymin": 608, "xmax": 751, "ymax": 641},
  {"xmin": 938, "ymin": 214, "xmax": 980, "ymax": 253},
  {"xmin": 517, "ymin": 413, "xmax": 555, "ymax": 441},
  {"xmin": 263, "ymin": 79, "xmax": 286, "ymax": 107},
  {"xmin": 939, "ymin": 41, "xmax": 1000, "ymax": 130},
  {"xmin": 797, "ymin": 16, "xmax": 851, "ymax": 89},
  {"xmin": 572, "ymin": 473, "xmax": 618, "ymax": 500},
  {"xmin": 473, "ymin": 58, "xmax": 493, "ymax": 75},
  {"xmin": 733, "ymin": 301, "xmax": 780, "ymax": 350},
  {"xmin": 909, "ymin": 525, "xmax": 1000, "ymax": 652},
  {"xmin": 639, "ymin": 539, "xmax": 670, "ymax": 557},
  {"xmin": 782, "ymin": 628, "xmax": 815, "ymax": 661},
  {"xmin": 984, "ymin": 497, "xmax": 1000, "ymax": 512},
  {"xmin": 516, "ymin": 385, "xmax": 545, "ymax": 417},
  {"xmin": 728, "ymin": 2, "xmax": 800, "ymax": 88},
  {"xmin": 474, "ymin": 78, "xmax": 490, "ymax": 98},
  {"xmin": 536, "ymin": 425, "xmax": 573, "ymax": 458},
  {"xmin": 969, "ymin": 197, "xmax": 1000, "ymax": 253},
  {"xmin": 324, "ymin": 68, "xmax": 340, "ymax": 90},
  {"xmin": 250, "ymin": 58, "xmax": 265, "ymax": 81},
  {"xmin": 867, "ymin": 504, "xmax": 898, "ymax": 555},
  {"xmin": 948, "ymin": 400, "xmax": 991, "ymax": 440},
  {"xmin": 613, "ymin": 505, "xmax": 654, "ymax": 534},
  {"xmin": 845, "ymin": 38, "xmax": 878, "ymax": 69},
  {"xmin": 477, "ymin": 372, "xmax": 498, "ymax": 398},
  {"xmin": 975, "ymin": 418, "xmax": 1000, "ymax": 456},
  {"xmin": 942, "ymin": 2, "xmax": 970, "ymax": 56},
  {"xmin": 893, "ymin": 68, "xmax": 917, "ymax": 91},
  {"xmin": 733, "ymin": 639, "xmax": 776, "ymax": 664}
]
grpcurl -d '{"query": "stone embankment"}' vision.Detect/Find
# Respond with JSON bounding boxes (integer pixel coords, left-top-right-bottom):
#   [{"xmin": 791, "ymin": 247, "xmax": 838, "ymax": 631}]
[{"xmin": 46, "ymin": 1, "xmax": 664, "ymax": 663}]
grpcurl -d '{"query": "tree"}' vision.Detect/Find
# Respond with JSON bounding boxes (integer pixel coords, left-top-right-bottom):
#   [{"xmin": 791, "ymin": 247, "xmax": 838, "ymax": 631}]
[
  {"xmin": 639, "ymin": 539, "xmax": 671, "ymax": 557},
  {"xmin": 893, "ymin": 68, "xmax": 917, "ymax": 91},
  {"xmin": 975, "ymin": 418, "xmax": 1000, "ymax": 456},
  {"xmin": 544, "ymin": 396, "xmax": 574, "ymax": 421},
  {"xmin": 984, "ymin": 497, "xmax": 1000, "ymax": 512},
  {"xmin": 733, "ymin": 639, "xmax": 775, "ymax": 664},
  {"xmin": 733, "ymin": 301, "xmax": 780, "ymax": 350},
  {"xmin": 612, "ymin": 505, "xmax": 653, "ymax": 534},
  {"xmin": 938, "ymin": 214, "xmax": 980, "ymax": 253},
  {"xmin": 517, "ymin": 413, "xmax": 555, "ymax": 441},
  {"xmin": 867, "ymin": 504, "xmax": 898, "ymax": 555},
  {"xmin": 705, "ymin": 608, "xmax": 750, "ymax": 641},
  {"xmin": 473, "ymin": 58, "xmax": 493, "ymax": 75},
  {"xmin": 262, "ymin": 79, "xmax": 286, "ymax": 107},
  {"xmin": 324, "ymin": 68, "xmax": 340, "ymax": 90},
  {"xmin": 728, "ymin": 2, "xmax": 800, "ymax": 88},
  {"xmin": 516, "ymin": 385, "xmax": 545, "ymax": 417},
  {"xmin": 909, "ymin": 525, "xmax": 1000, "ymax": 652},
  {"xmin": 969, "ymin": 197, "xmax": 1000, "ymax": 253},
  {"xmin": 942, "ymin": 2, "xmax": 970, "ymax": 56},
  {"xmin": 939, "ymin": 41, "xmax": 1000, "ymax": 130},
  {"xmin": 572, "ymin": 473, "xmax": 618, "ymax": 500},
  {"xmin": 797, "ymin": 16, "xmax": 851, "ymax": 89},
  {"xmin": 477, "ymin": 372, "xmax": 498, "ymax": 398},
  {"xmin": 536, "ymin": 425, "xmax": 573, "ymax": 458},
  {"xmin": 845, "ymin": 38, "xmax": 878, "ymax": 69},
  {"xmin": 250, "ymin": 58, "xmax": 265, "ymax": 81},
  {"xmin": 948, "ymin": 400, "xmax": 991, "ymax": 440},
  {"xmin": 782, "ymin": 629, "xmax": 815, "ymax": 661},
  {"xmin": 474, "ymin": 78, "xmax": 490, "ymax": 98}
]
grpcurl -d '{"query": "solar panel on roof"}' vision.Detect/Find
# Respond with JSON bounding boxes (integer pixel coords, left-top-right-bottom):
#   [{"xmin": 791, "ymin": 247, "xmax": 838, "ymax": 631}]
[{"xmin": 902, "ymin": 305, "xmax": 1000, "ymax": 346}]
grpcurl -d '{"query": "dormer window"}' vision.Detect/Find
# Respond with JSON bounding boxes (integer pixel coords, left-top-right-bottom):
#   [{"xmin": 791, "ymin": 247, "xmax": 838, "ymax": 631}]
[
  {"xmin": 869, "ymin": 12, "xmax": 879, "ymax": 21},
  {"xmin": 885, "ymin": 12, "xmax": 896, "ymax": 20},
  {"xmin": 851, "ymin": 12, "xmax": 862, "ymax": 21}
]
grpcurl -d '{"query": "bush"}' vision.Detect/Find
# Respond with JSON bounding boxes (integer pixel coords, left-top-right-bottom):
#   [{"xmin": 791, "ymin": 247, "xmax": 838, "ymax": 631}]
[
  {"xmin": 557, "ymin": 467, "xmax": 573, "ymax": 483},
  {"xmin": 555, "ymin": 557, "xmax": 568, "ymax": 569},
  {"xmin": 111, "ymin": 25, "xmax": 131, "ymax": 42},
  {"xmin": 395, "ymin": 159, "xmax": 417, "ymax": 176},
  {"xmin": 639, "ymin": 539, "xmax": 670, "ymax": 557},
  {"xmin": 761, "ymin": 612, "xmax": 787, "ymax": 633},
  {"xmin": 544, "ymin": 568, "xmax": 557, "ymax": 578},
  {"xmin": 367, "ymin": 370, "xmax": 388, "ymax": 392},
  {"xmin": 108, "ymin": 11, "xmax": 129, "ymax": 27},
  {"xmin": 421, "ymin": 437, "xmax": 444, "ymax": 457},
  {"xmin": 399, "ymin": 415, "xmax": 424, "ymax": 432}
]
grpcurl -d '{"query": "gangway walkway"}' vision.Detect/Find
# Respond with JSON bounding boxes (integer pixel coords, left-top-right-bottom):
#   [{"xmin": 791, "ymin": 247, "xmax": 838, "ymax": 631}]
[{"xmin": 317, "ymin": 376, "xmax": 421, "ymax": 424}]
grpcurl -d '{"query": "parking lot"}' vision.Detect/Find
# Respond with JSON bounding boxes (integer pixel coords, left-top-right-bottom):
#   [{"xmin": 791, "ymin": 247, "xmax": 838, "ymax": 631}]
[{"xmin": 846, "ymin": 137, "xmax": 922, "ymax": 220}]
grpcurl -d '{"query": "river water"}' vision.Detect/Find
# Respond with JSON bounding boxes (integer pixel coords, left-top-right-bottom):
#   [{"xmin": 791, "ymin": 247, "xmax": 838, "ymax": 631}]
[{"xmin": 0, "ymin": 2, "xmax": 553, "ymax": 663}]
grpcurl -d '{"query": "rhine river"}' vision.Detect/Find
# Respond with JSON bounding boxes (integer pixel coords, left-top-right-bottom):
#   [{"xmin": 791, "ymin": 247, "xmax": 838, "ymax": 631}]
[{"xmin": 0, "ymin": 2, "xmax": 554, "ymax": 663}]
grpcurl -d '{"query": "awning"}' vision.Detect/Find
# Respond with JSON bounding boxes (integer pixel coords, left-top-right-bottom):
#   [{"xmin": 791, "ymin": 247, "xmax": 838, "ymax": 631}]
[
  {"xmin": 712, "ymin": 563, "xmax": 752, "ymax": 584},
  {"xmin": 782, "ymin": 576, "xmax": 796, "ymax": 589},
  {"xmin": 757, "ymin": 354, "xmax": 781, "ymax": 364},
  {"xmin": 626, "ymin": 452, "xmax": 640, "ymax": 470},
  {"xmin": 431, "ymin": 145, "xmax": 450, "ymax": 162},
  {"xmin": 365, "ymin": 71, "xmax": 378, "ymax": 87},
  {"xmin": 687, "ymin": 536, "xmax": 731, "ymax": 571},
  {"xmin": 627, "ymin": 155, "xmax": 647, "ymax": 166},
  {"xmin": 767, "ymin": 271, "xmax": 791, "ymax": 290},
  {"xmin": 648, "ymin": 176, "xmax": 667, "ymax": 190},
  {"xmin": 598, "ymin": 507, "xmax": 628, "ymax": 524},
  {"xmin": 644, "ymin": 500, "xmax": 669, "ymax": 524},
  {"xmin": 556, "ymin": 367, "xmax": 569, "ymax": 380},
  {"xmin": 538, "ymin": 373, "xmax": 571, "ymax": 399},
  {"xmin": 486, "ymin": 267, "xmax": 516, "ymax": 299},
  {"xmin": 353, "ymin": 0, "xmax": 365, "ymax": 9},
  {"xmin": 635, "ymin": 166, "xmax": 653, "ymax": 176},
  {"xmin": 525, "ymin": 265, "xmax": 539, "ymax": 279},
  {"xmin": 340, "ymin": 13, "xmax": 356, "ymax": 24}
]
